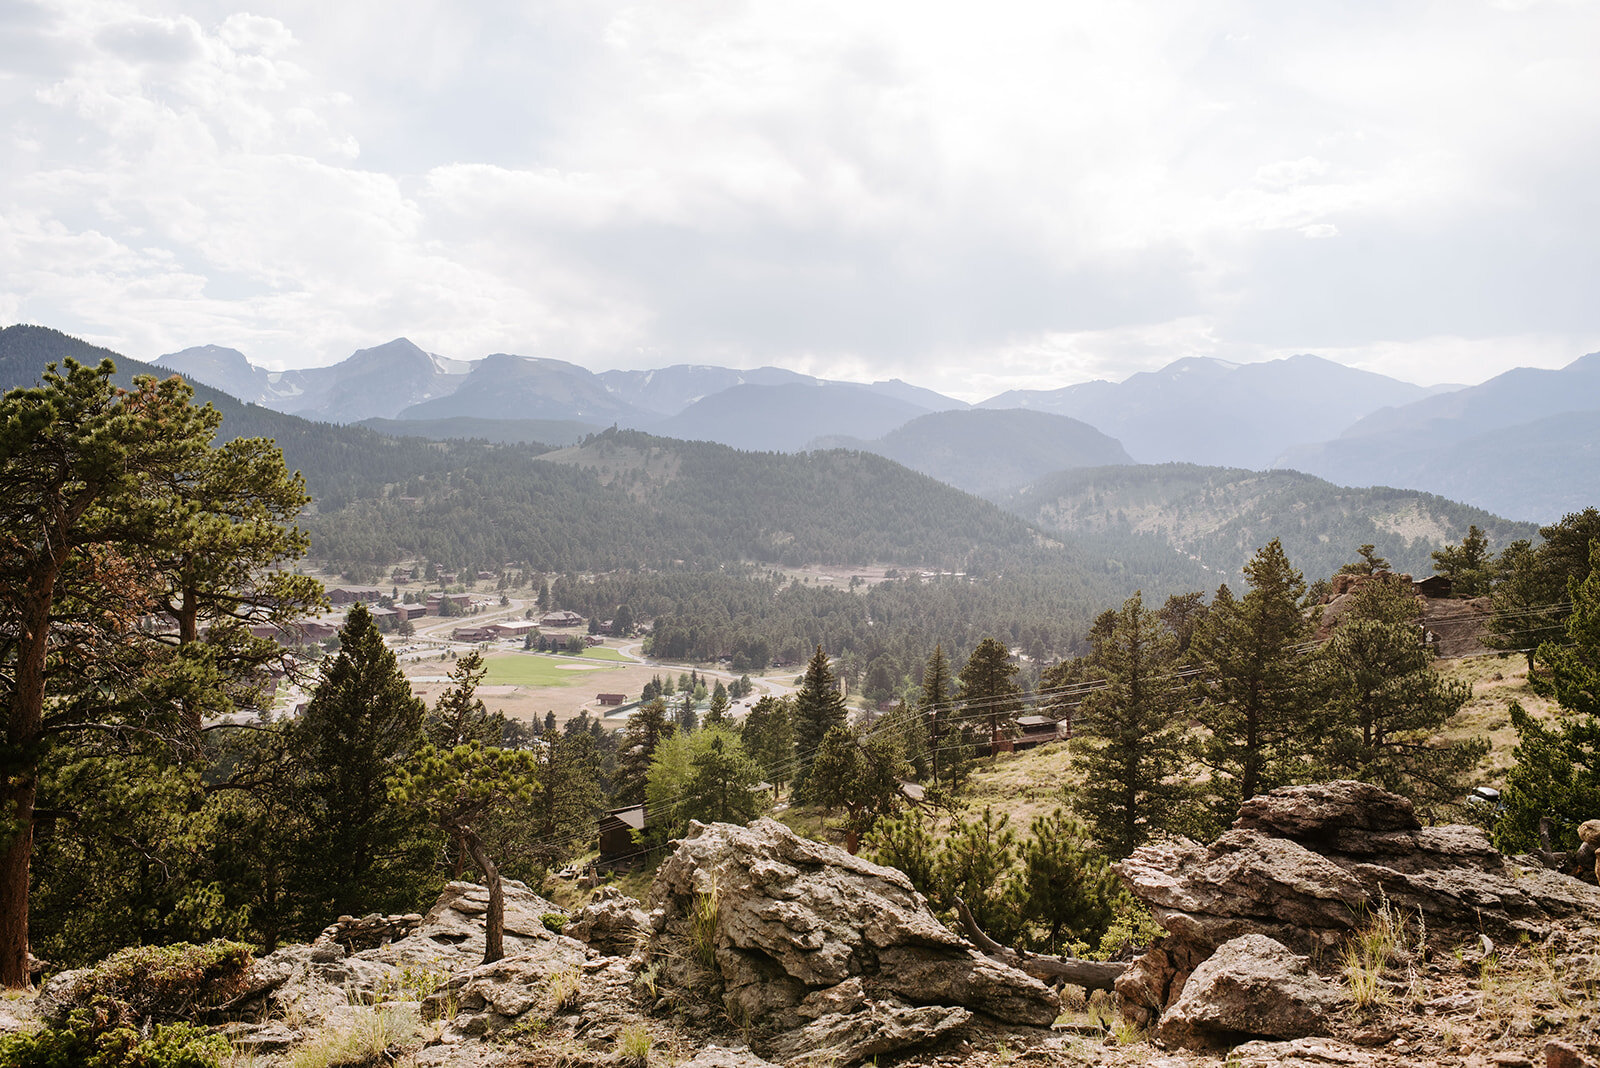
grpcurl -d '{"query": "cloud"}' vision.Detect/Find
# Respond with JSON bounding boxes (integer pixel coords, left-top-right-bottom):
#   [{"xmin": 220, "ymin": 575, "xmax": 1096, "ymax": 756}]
[{"xmin": 4, "ymin": 0, "xmax": 1600, "ymax": 392}]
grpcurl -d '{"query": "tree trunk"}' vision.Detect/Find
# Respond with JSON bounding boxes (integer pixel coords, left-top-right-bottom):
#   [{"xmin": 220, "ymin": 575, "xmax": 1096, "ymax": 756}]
[
  {"xmin": 952, "ymin": 895, "xmax": 1125, "ymax": 992},
  {"xmin": 1, "ymin": 570, "xmax": 60, "ymax": 987},
  {"xmin": 460, "ymin": 827, "xmax": 504, "ymax": 965}
]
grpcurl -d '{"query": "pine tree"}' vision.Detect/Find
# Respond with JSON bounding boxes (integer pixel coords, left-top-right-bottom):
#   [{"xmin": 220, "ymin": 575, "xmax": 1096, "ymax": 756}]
[
  {"xmin": 611, "ymin": 698, "xmax": 674, "ymax": 807},
  {"xmin": 291, "ymin": 603, "xmax": 431, "ymax": 923},
  {"xmin": 1015, "ymin": 809, "xmax": 1123, "ymax": 955},
  {"xmin": 792, "ymin": 646, "xmax": 847, "ymax": 796},
  {"xmin": 1072, "ymin": 592, "xmax": 1188, "ymax": 858},
  {"xmin": 0, "ymin": 358, "xmax": 319, "ymax": 984},
  {"xmin": 1430, "ymin": 525, "xmax": 1493, "ymax": 597},
  {"xmin": 741, "ymin": 696, "xmax": 795, "ymax": 796},
  {"xmin": 921, "ymin": 645, "xmax": 963, "ymax": 787},
  {"xmin": 682, "ymin": 734, "xmax": 764, "ymax": 826},
  {"xmin": 1190, "ymin": 539, "xmax": 1318, "ymax": 822},
  {"xmin": 705, "ymin": 681, "xmax": 731, "ymax": 726},
  {"xmin": 1495, "ymin": 542, "xmax": 1600, "ymax": 852},
  {"xmin": 958, "ymin": 637, "xmax": 1023, "ymax": 758},
  {"xmin": 1316, "ymin": 579, "xmax": 1481, "ymax": 814},
  {"xmin": 810, "ymin": 725, "xmax": 908, "ymax": 853}
]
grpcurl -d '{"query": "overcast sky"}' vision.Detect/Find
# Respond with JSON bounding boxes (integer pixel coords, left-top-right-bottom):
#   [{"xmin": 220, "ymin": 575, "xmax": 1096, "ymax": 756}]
[{"xmin": 4, "ymin": 0, "xmax": 1600, "ymax": 401}]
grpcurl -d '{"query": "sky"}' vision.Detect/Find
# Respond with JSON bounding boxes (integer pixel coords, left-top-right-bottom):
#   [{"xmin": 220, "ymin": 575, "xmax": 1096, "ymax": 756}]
[{"xmin": 3, "ymin": 0, "xmax": 1600, "ymax": 402}]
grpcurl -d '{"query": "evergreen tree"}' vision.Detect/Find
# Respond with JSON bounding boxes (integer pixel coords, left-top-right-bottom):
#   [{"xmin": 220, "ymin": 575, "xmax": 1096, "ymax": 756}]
[
  {"xmin": 935, "ymin": 806, "xmax": 1021, "ymax": 945},
  {"xmin": 425, "ymin": 652, "xmax": 499, "ymax": 748},
  {"xmin": 682, "ymin": 733, "xmax": 764, "ymax": 826},
  {"xmin": 390, "ymin": 742, "xmax": 537, "ymax": 964},
  {"xmin": 741, "ymin": 696, "xmax": 795, "ymax": 796},
  {"xmin": 1496, "ymin": 542, "xmax": 1600, "ymax": 852},
  {"xmin": 1189, "ymin": 539, "xmax": 1318, "ymax": 822},
  {"xmin": 705, "ymin": 681, "xmax": 731, "ymax": 726},
  {"xmin": 1489, "ymin": 509, "xmax": 1600, "ymax": 666},
  {"xmin": 1339, "ymin": 544, "xmax": 1391, "ymax": 575},
  {"xmin": 1316, "ymin": 579, "xmax": 1481, "ymax": 814},
  {"xmin": 522, "ymin": 727, "xmax": 604, "ymax": 873},
  {"xmin": 1015, "ymin": 808, "xmax": 1123, "ymax": 955},
  {"xmin": 611, "ymin": 698, "xmax": 674, "ymax": 807},
  {"xmin": 920, "ymin": 645, "xmax": 963, "ymax": 787},
  {"xmin": 958, "ymin": 637, "xmax": 1023, "ymax": 757},
  {"xmin": 792, "ymin": 646, "xmax": 847, "ymax": 796},
  {"xmin": 1430, "ymin": 524, "xmax": 1493, "ymax": 597},
  {"xmin": 1072, "ymin": 592, "xmax": 1188, "ymax": 858},
  {"xmin": 291, "ymin": 603, "xmax": 432, "ymax": 923},
  {"xmin": 0, "ymin": 358, "xmax": 319, "ymax": 984},
  {"xmin": 810, "ymin": 725, "xmax": 908, "ymax": 853}
]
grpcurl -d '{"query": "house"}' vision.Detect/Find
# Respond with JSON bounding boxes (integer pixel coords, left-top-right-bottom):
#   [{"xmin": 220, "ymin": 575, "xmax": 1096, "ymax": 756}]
[
  {"xmin": 598, "ymin": 805, "xmax": 647, "ymax": 865},
  {"xmin": 488, "ymin": 620, "xmax": 538, "ymax": 639},
  {"xmin": 327, "ymin": 586, "xmax": 385, "ymax": 605},
  {"xmin": 250, "ymin": 620, "xmax": 339, "ymax": 646},
  {"xmin": 540, "ymin": 610, "xmax": 584, "ymax": 628},
  {"xmin": 391, "ymin": 603, "xmax": 423, "ymax": 622},
  {"xmin": 477, "ymin": 571, "xmax": 496, "ymax": 581},
  {"xmin": 1014, "ymin": 714, "xmax": 1064, "ymax": 751},
  {"xmin": 596, "ymin": 693, "xmax": 627, "ymax": 707},
  {"xmin": 1414, "ymin": 575, "xmax": 1453, "ymax": 599}
]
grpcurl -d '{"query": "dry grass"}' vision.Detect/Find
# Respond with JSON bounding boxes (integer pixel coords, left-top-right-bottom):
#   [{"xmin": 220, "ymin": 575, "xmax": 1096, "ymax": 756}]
[{"xmin": 1435, "ymin": 654, "xmax": 1561, "ymax": 785}]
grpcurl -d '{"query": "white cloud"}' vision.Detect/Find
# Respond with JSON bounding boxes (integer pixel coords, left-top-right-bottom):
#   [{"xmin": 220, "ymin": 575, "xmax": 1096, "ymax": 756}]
[{"xmin": 4, "ymin": 0, "xmax": 1600, "ymax": 393}]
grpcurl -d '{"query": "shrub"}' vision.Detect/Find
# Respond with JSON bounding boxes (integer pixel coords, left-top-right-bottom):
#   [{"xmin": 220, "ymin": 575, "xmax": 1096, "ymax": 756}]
[
  {"xmin": 43, "ymin": 941, "xmax": 256, "ymax": 1030},
  {"xmin": 0, "ymin": 1016, "xmax": 229, "ymax": 1068}
]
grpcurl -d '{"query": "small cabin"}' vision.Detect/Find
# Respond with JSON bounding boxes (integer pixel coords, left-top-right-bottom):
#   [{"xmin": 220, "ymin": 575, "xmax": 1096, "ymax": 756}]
[{"xmin": 598, "ymin": 806, "xmax": 647, "ymax": 866}]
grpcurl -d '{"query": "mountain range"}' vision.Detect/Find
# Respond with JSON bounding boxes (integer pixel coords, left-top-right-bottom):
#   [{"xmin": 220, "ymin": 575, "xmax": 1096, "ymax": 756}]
[{"xmin": 63, "ymin": 330, "xmax": 1600, "ymax": 524}]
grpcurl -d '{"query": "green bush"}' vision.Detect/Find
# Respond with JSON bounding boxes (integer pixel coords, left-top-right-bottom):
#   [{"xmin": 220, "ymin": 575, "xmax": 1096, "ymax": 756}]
[
  {"xmin": 45, "ymin": 940, "xmax": 255, "ymax": 1029},
  {"xmin": 0, "ymin": 1016, "xmax": 228, "ymax": 1068},
  {"xmin": 540, "ymin": 912, "xmax": 568, "ymax": 934}
]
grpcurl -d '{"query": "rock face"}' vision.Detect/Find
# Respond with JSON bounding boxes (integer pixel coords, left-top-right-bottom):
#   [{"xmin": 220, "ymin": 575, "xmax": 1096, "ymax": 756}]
[
  {"xmin": 1116, "ymin": 781, "xmax": 1600, "ymax": 1032},
  {"xmin": 648, "ymin": 819, "xmax": 1058, "ymax": 1061},
  {"xmin": 367, "ymin": 879, "xmax": 571, "ymax": 968},
  {"xmin": 565, "ymin": 885, "xmax": 651, "ymax": 957},
  {"xmin": 1156, "ymin": 934, "xmax": 1345, "ymax": 1049}
]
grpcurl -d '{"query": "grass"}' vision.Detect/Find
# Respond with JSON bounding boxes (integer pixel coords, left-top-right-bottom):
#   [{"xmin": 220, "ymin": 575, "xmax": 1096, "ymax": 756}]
[
  {"xmin": 285, "ymin": 1004, "xmax": 418, "ymax": 1068},
  {"xmin": 616, "ymin": 1022, "xmax": 652, "ymax": 1067},
  {"xmin": 1434, "ymin": 653, "xmax": 1560, "ymax": 785},
  {"xmin": 1341, "ymin": 891, "xmax": 1424, "ymax": 1011},
  {"xmin": 481, "ymin": 651, "xmax": 630, "ymax": 687}
]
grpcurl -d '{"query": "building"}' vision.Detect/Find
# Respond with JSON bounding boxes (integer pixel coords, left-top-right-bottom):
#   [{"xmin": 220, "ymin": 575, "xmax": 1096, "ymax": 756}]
[
  {"xmin": 597, "ymin": 806, "xmax": 647, "ymax": 866},
  {"xmin": 488, "ymin": 620, "xmax": 538, "ymax": 639},
  {"xmin": 540, "ymin": 610, "xmax": 584, "ymax": 628},
  {"xmin": 596, "ymin": 693, "xmax": 627, "ymax": 707},
  {"xmin": 327, "ymin": 586, "xmax": 385, "ymax": 605},
  {"xmin": 451, "ymin": 625, "xmax": 497, "ymax": 642},
  {"xmin": 1013, "ymin": 715, "xmax": 1065, "ymax": 751}
]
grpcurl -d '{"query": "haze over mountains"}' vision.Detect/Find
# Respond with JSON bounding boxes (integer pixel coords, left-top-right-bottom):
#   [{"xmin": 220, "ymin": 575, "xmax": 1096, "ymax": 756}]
[{"xmin": 140, "ymin": 336, "xmax": 1600, "ymax": 524}]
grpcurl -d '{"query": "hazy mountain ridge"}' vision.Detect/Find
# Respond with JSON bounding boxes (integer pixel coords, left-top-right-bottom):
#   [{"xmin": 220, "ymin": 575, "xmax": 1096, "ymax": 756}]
[
  {"xmin": 1001, "ymin": 462, "xmax": 1537, "ymax": 582},
  {"xmin": 647, "ymin": 381, "xmax": 936, "ymax": 452},
  {"xmin": 1275, "ymin": 352, "xmax": 1600, "ymax": 520},
  {"xmin": 811, "ymin": 408, "xmax": 1133, "ymax": 496},
  {"xmin": 978, "ymin": 354, "xmax": 1441, "ymax": 469}
]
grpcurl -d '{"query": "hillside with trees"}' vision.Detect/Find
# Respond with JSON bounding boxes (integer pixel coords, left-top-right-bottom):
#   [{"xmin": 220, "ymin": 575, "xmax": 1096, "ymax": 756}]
[{"xmin": 1002, "ymin": 462, "xmax": 1536, "ymax": 583}]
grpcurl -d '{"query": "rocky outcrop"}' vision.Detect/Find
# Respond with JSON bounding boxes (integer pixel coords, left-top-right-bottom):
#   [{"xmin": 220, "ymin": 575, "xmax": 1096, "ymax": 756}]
[
  {"xmin": 1155, "ymin": 934, "xmax": 1346, "ymax": 1049},
  {"xmin": 367, "ymin": 879, "xmax": 571, "ymax": 969},
  {"xmin": 648, "ymin": 819, "xmax": 1058, "ymax": 1062},
  {"xmin": 1116, "ymin": 781, "xmax": 1600, "ymax": 1033},
  {"xmin": 565, "ymin": 885, "xmax": 651, "ymax": 956}
]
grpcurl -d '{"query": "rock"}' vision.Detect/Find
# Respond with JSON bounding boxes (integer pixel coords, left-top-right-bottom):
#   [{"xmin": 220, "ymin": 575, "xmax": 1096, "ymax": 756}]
[
  {"xmin": 215, "ymin": 1022, "xmax": 300, "ymax": 1053},
  {"xmin": 564, "ymin": 886, "xmax": 650, "ymax": 956},
  {"xmin": 1548, "ymin": 1040, "xmax": 1600, "ymax": 1068},
  {"xmin": 366, "ymin": 878, "xmax": 572, "ymax": 969},
  {"xmin": 1155, "ymin": 934, "xmax": 1345, "ymax": 1049},
  {"xmin": 452, "ymin": 948, "xmax": 587, "ymax": 1022},
  {"xmin": 679, "ymin": 1048, "xmax": 783, "ymax": 1068},
  {"xmin": 1116, "ymin": 781, "xmax": 1600, "ymax": 1031},
  {"xmin": 761, "ymin": 1001, "xmax": 973, "ymax": 1064},
  {"xmin": 1227, "ymin": 1036, "xmax": 1382, "ymax": 1066},
  {"xmin": 648, "ymin": 819, "xmax": 1057, "ymax": 1059}
]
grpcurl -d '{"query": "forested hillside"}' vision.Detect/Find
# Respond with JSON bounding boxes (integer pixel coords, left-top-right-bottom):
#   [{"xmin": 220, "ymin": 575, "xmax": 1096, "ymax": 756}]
[{"xmin": 1003, "ymin": 463, "xmax": 1536, "ymax": 582}]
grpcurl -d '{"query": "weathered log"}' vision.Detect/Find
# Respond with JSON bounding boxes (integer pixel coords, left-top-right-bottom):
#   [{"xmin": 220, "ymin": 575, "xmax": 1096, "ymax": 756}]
[{"xmin": 952, "ymin": 896, "xmax": 1126, "ymax": 992}]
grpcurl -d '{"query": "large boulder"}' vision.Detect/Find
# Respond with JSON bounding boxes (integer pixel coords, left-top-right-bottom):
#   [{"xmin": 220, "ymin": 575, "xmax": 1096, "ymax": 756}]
[
  {"xmin": 648, "ymin": 819, "xmax": 1058, "ymax": 1061},
  {"xmin": 1156, "ymin": 934, "xmax": 1346, "ymax": 1049},
  {"xmin": 565, "ymin": 886, "xmax": 651, "ymax": 957},
  {"xmin": 366, "ymin": 879, "xmax": 573, "ymax": 969},
  {"xmin": 1115, "ymin": 781, "xmax": 1600, "ymax": 1031}
]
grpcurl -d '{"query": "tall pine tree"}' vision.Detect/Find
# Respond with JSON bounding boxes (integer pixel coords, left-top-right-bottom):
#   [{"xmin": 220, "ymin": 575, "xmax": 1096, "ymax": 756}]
[
  {"xmin": 1072, "ymin": 593, "xmax": 1188, "ymax": 858},
  {"xmin": 793, "ymin": 646, "xmax": 847, "ymax": 797},
  {"xmin": 1190, "ymin": 539, "xmax": 1318, "ymax": 823}
]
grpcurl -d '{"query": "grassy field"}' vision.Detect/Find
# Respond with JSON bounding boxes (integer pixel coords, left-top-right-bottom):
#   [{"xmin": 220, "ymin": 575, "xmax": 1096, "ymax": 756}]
[{"xmin": 481, "ymin": 651, "xmax": 628, "ymax": 688}]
